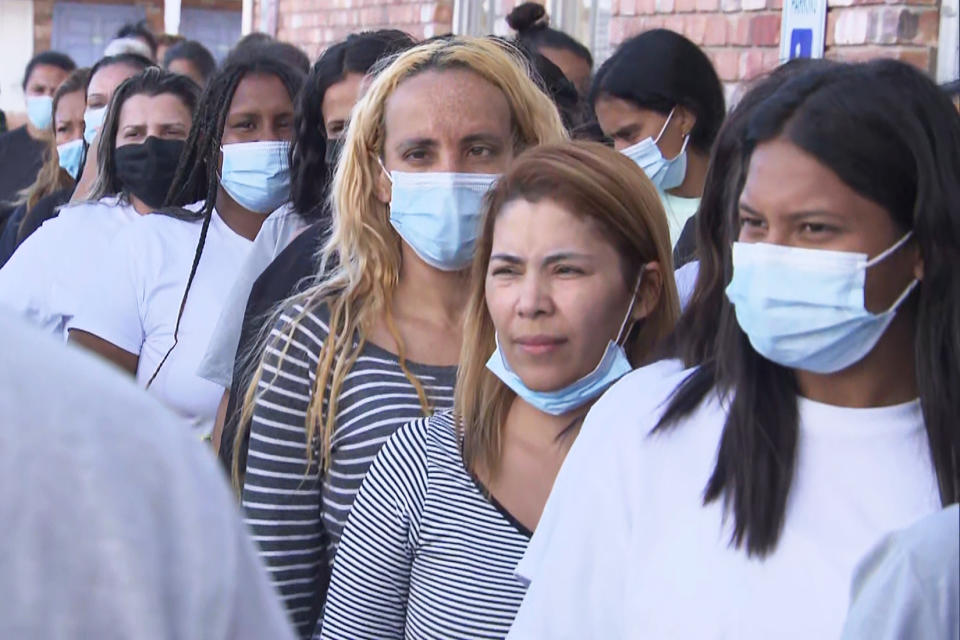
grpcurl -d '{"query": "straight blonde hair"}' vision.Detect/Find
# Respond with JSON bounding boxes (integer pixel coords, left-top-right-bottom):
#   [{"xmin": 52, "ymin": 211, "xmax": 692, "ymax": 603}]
[
  {"xmin": 234, "ymin": 36, "xmax": 568, "ymax": 485},
  {"xmin": 456, "ymin": 141, "xmax": 681, "ymax": 474}
]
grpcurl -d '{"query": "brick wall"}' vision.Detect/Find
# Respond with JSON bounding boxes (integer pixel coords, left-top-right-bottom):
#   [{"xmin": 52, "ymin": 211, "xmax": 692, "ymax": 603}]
[
  {"xmin": 271, "ymin": 0, "xmax": 455, "ymax": 58},
  {"xmin": 607, "ymin": 0, "xmax": 940, "ymax": 88}
]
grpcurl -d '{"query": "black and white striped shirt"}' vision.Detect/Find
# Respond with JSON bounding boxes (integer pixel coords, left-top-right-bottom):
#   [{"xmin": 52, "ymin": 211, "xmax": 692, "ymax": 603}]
[
  {"xmin": 318, "ymin": 411, "xmax": 532, "ymax": 640},
  {"xmin": 241, "ymin": 304, "xmax": 456, "ymax": 638}
]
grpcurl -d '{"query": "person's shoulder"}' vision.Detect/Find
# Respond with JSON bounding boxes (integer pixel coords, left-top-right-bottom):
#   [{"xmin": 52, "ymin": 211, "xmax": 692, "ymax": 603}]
[
  {"xmin": 422, "ymin": 409, "xmax": 460, "ymax": 455},
  {"xmin": 591, "ymin": 359, "xmax": 693, "ymax": 422},
  {"xmin": 268, "ymin": 296, "xmax": 332, "ymax": 358},
  {"xmin": 0, "ymin": 310, "xmax": 191, "ymax": 456}
]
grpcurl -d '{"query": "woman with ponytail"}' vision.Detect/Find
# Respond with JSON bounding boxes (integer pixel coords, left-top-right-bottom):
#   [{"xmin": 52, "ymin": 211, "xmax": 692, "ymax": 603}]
[{"xmin": 67, "ymin": 51, "xmax": 304, "ymax": 436}]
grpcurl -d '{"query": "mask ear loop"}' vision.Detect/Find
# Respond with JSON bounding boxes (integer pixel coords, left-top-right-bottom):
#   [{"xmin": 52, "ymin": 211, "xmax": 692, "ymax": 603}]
[
  {"xmin": 615, "ymin": 269, "xmax": 646, "ymax": 346},
  {"xmin": 654, "ymin": 106, "xmax": 691, "ymax": 163},
  {"xmin": 376, "ymin": 156, "xmax": 394, "ymax": 184},
  {"xmin": 865, "ymin": 230, "xmax": 914, "ymax": 268}
]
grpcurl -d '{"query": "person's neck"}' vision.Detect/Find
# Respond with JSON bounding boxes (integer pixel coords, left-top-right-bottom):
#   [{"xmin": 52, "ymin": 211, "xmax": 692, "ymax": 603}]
[
  {"xmin": 504, "ymin": 396, "xmax": 586, "ymax": 450},
  {"xmin": 129, "ymin": 194, "xmax": 154, "ymax": 215},
  {"xmin": 794, "ymin": 309, "xmax": 918, "ymax": 408},
  {"xmin": 667, "ymin": 148, "xmax": 708, "ymax": 199},
  {"xmin": 393, "ymin": 250, "xmax": 471, "ymax": 329},
  {"xmin": 26, "ymin": 122, "xmax": 49, "ymax": 141},
  {"xmin": 216, "ymin": 185, "xmax": 266, "ymax": 240}
]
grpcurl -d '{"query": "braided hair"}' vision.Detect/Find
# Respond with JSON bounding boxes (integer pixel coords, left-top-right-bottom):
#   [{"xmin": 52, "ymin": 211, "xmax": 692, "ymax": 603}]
[{"xmin": 147, "ymin": 51, "xmax": 305, "ymax": 386}]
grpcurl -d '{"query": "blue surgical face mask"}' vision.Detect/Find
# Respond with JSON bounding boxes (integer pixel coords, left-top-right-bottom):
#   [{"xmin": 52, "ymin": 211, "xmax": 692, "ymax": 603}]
[
  {"xmin": 621, "ymin": 106, "xmax": 689, "ymax": 192},
  {"xmin": 485, "ymin": 276, "xmax": 643, "ymax": 416},
  {"xmin": 219, "ymin": 140, "xmax": 292, "ymax": 214},
  {"xmin": 57, "ymin": 138, "xmax": 85, "ymax": 179},
  {"xmin": 27, "ymin": 96, "xmax": 54, "ymax": 131},
  {"xmin": 385, "ymin": 166, "xmax": 499, "ymax": 271},
  {"xmin": 83, "ymin": 107, "xmax": 106, "ymax": 145},
  {"xmin": 725, "ymin": 232, "xmax": 918, "ymax": 374}
]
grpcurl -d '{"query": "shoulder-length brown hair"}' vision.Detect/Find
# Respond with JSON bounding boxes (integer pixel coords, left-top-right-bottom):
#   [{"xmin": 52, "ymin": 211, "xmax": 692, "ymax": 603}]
[{"xmin": 457, "ymin": 141, "xmax": 681, "ymax": 473}]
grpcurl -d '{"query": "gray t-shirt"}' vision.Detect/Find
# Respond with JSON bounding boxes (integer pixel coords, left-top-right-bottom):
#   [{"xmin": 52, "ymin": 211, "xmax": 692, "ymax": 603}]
[{"xmin": 0, "ymin": 311, "xmax": 297, "ymax": 640}]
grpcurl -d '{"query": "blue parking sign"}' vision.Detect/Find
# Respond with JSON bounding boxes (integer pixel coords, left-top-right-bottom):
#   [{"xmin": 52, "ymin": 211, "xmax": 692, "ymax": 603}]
[{"xmin": 789, "ymin": 28, "xmax": 814, "ymax": 59}]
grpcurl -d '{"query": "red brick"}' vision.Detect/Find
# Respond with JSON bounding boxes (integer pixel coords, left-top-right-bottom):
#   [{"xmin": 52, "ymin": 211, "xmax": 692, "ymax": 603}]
[
  {"xmin": 741, "ymin": 0, "xmax": 766, "ymax": 11},
  {"xmin": 710, "ymin": 48, "xmax": 740, "ymax": 81},
  {"xmin": 748, "ymin": 13, "xmax": 780, "ymax": 46},
  {"xmin": 696, "ymin": 0, "xmax": 720, "ymax": 10},
  {"xmin": 739, "ymin": 47, "xmax": 765, "ymax": 79},
  {"xmin": 762, "ymin": 47, "xmax": 781, "ymax": 69},
  {"xmin": 704, "ymin": 14, "xmax": 728, "ymax": 45},
  {"xmin": 727, "ymin": 14, "xmax": 749, "ymax": 44},
  {"xmin": 675, "ymin": 0, "xmax": 698, "ymax": 13},
  {"xmin": 621, "ymin": 0, "xmax": 638, "ymax": 14},
  {"xmin": 656, "ymin": 0, "xmax": 676, "ymax": 13},
  {"xmin": 722, "ymin": 0, "xmax": 741, "ymax": 11},
  {"xmin": 638, "ymin": 0, "xmax": 658, "ymax": 15},
  {"xmin": 664, "ymin": 14, "xmax": 686, "ymax": 32},
  {"xmin": 685, "ymin": 14, "xmax": 708, "ymax": 43}
]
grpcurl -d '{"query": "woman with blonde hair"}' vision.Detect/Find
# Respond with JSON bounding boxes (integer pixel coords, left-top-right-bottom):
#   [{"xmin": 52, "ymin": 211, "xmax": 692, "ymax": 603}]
[
  {"xmin": 236, "ymin": 36, "xmax": 567, "ymax": 638},
  {"xmin": 319, "ymin": 141, "xmax": 679, "ymax": 639}
]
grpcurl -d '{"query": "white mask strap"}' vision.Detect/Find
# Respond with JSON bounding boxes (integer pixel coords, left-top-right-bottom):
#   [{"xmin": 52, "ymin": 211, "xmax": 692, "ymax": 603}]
[
  {"xmin": 615, "ymin": 269, "xmax": 645, "ymax": 345},
  {"xmin": 376, "ymin": 156, "xmax": 393, "ymax": 184},
  {"xmin": 654, "ymin": 107, "xmax": 677, "ymax": 146},
  {"xmin": 865, "ymin": 230, "xmax": 914, "ymax": 268}
]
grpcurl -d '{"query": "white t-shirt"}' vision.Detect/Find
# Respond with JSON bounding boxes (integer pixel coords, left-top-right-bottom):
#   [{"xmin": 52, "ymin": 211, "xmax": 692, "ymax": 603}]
[
  {"xmin": 674, "ymin": 260, "xmax": 699, "ymax": 310},
  {"xmin": 661, "ymin": 192, "xmax": 700, "ymax": 249},
  {"xmin": 0, "ymin": 196, "xmax": 139, "ymax": 335},
  {"xmin": 196, "ymin": 204, "xmax": 309, "ymax": 389},
  {"xmin": 68, "ymin": 207, "xmax": 253, "ymax": 434},
  {"xmin": 508, "ymin": 361, "xmax": 941, "ymax": 640}
]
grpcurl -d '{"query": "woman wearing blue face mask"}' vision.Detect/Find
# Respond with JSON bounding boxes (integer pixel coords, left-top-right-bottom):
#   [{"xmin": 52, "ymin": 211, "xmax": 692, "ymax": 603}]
[
  {"xmin": 0, "ymin": 68, "xmax": 89, "ymax": 266},
  {"xmin": 231, "ymin": 37, "xmax": 567, "ymax": 639},
  {"xmin": 0, "ymin": 68, "xmax": 198, "ymax": 337},
  {"xmin": 507, "ymin": 60, "xmax": 960, "ymax": 640},
  {"xmin": 0, "ymin": 51, "xmax": 75, "ymax": 222},
  {"xmin": 591, "ymin": 29, "xmax": 725, "ymax": 249},
  {"xmin": 67, "ymin": 52, "xmax": 303, "ymax": 438},
  {"xmin": 319, "ymin": 142, "xmax": 679, "ymax": 640}
]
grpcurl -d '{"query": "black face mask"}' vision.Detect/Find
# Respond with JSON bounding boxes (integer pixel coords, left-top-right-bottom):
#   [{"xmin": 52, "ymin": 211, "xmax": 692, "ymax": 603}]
[
  {"xmin": 325, "ymin": 137, "xmax": 344, "ymax": 171},
  {"xmin": 114, "ymin": 136, "xmax": 186, "ymax": 209}
]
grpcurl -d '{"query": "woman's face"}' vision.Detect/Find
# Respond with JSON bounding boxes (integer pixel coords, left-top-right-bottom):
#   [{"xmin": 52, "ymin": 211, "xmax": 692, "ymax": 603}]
[
  {"xmin": 738, "ymin": 136, "xmax": 921, "ymax": 313},
  {"xmin": 539, "ymin": 46, "xmax": 591, "ymax": 95},
  {"xmin": 114, "ymin": 92, "xmax": 192, "ymax": 147},
  {"xmin": 485, "ymin": 198, "xmax": 639, "ymax": 392},
  {"xmin": 380, "ymin": 68, "xmax": 515, "ymax": 177},
  {"xmin": 87, "ymin": 63, "xmax": 143, "ymax": 110},
  {"xmin": 322, "ymin": 71, "xmax": 365, "ymax": 140},
  {"xmin": 54, "ymin": 89, "xmax": 85, "ymax": 145},
  {"xmin": 595, "ymin": 94, "xmax": 692, "ymax": 158},
  {"xmin": 220, "ymin": 73, "xmax": 296, "ymax": 146},
  {"xmin": 167, "ymin": 58, "xmax": 206, "ymax": 88}
]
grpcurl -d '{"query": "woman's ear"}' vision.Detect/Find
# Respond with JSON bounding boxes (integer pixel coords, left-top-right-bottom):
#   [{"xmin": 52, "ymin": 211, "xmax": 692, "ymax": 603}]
[
  {"xmin": 374, "ymin": 157, "xmax": 391, "ymax": 205},
  {"xmin": 676, "ymin": 106, "xmax": 698, "ymax": 141},
  {"xmin": 912, "ymin": 244, "xmax": 924, "ymax": 281},
  {"xmin": 633, "ymin": 261, "xmax": 663, "ymax": 321}
]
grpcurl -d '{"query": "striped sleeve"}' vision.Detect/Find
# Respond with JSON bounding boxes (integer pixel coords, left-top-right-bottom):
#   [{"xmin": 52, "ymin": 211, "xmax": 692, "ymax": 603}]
[
  {"xmin": 317, "ymin": 418, "xmax": 430, "ymax": 640},
  {"xmin": 241, "ymin": 309, "xmax": 326, "ymax": 639}
]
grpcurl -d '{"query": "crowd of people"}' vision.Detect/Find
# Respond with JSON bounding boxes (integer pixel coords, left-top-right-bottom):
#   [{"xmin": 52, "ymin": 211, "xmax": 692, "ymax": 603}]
[{"xmin": 0, "ymin": 5, "xmax": 957, "ymax": 639}]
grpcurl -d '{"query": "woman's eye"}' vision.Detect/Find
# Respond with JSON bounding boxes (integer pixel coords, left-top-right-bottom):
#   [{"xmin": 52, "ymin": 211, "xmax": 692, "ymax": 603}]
[
  {"xmin": 404, "ymin": 149, "xmax": 428, "ymax": 161},
  {"xmin": 491, "ymin": 266, "xmax": 517, "ymax": 276},
  {"xmin": 554, "ymin": 265, "xmax": 584, "ymax": 276},
  {"xmin": 468, "ymin": 146, "xmax": 493, "ymax": 157},
  {"xmin": 739, "ymin": 216, "xmax": 763, "ymax": 229},
  {"xmin": 801, "ymin": 222, "xmax": 833, "ymax": 234}
]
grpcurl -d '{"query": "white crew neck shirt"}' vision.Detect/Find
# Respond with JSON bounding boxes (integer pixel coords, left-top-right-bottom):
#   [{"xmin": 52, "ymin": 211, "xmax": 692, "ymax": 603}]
[
  {"xmin": 0, "ymin": 196, "xmax": 139, "ymax": 335},
  {"xmin": 660, "ymin": 192, "xmax": 700, "ymax": 248},
  {"xmin": 68, "ymin": 207, "xmax": 253, "ymax": 434},
  {"xmin": 508, "ymin": 361, "xmax": 941, "ymax": 640}
]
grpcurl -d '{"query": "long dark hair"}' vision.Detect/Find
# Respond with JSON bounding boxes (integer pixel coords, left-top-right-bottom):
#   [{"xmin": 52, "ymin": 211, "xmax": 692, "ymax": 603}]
[
  {"xmin": 88, "ymin": 68, "xmax": 200, "ymax": 202},
  {"xmin": 149, "ymin": 52, "xmax": 305, "ymax": 385},
  {"xmin": 658, "ymin": 59, "xmax": 960, "ymax": 556},
  {"xmin": 669, "ymin": 58, "xmax": 836, "ymax": 368},
  {"xmin": 290, "ymin": 30, "xmax": 415, "ymax": 220},
  {"xmin": 590, "ymin": 29, "xmax": 725, "ymax": 153},
  {"xmin": 506, "ymin": 2, "xmax": 593, "ymax": 68}
]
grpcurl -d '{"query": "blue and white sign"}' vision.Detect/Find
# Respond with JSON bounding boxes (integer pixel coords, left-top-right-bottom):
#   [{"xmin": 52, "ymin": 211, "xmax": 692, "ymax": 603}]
[{"xmin": 779, "ymin": 0, "xmax": 827, "ymax": 62}]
